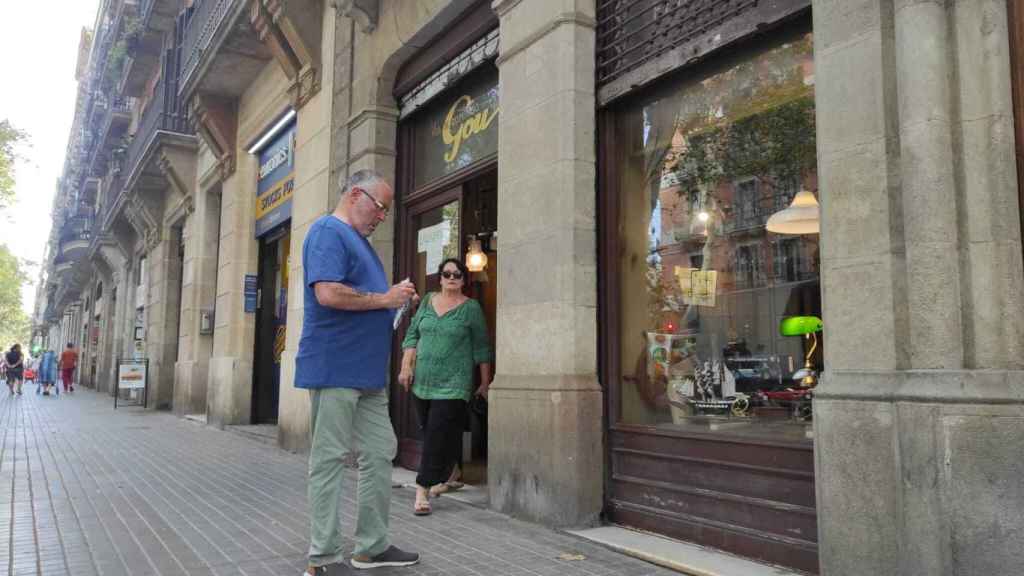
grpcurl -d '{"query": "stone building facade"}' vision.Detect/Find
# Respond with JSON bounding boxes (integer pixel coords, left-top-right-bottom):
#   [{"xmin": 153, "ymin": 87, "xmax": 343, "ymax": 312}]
[{"xmin": 37, "ymin": 1, "xmax": 1024, "ymax": 574}]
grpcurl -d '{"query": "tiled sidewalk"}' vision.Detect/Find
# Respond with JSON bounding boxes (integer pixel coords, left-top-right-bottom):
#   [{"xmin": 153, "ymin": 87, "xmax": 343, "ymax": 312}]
[{"xmin": 0, "ymin": 387, "xmax": 676, "ymax": 576}]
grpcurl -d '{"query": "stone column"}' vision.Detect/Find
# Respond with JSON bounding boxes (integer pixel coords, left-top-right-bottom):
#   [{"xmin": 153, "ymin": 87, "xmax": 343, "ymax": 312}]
[
  {"xmin": 207, "ymin": 156, "xmax": 259, "ymax": 427},
  {"xmin": 103, "ymin": 271, "xmax": 125, "ymax": 394},
  {"xmin": 80, "ymin": 289, "xmax": 96, "ymax": 389},
  {"xmin": 120, "ymin": 259, "xmax": 138, "ymax": 363},
  {"xmin": 145, "ymin": 227, "xmax": 184, "ymax": 410},
  {"xmin": 488, "ymin": 0, "xmax": 602, "ymax": 527},
  {"xmin": 279, "ymin": 0, "xmax": 337, "ymax": 452},
  {"xmin": 95, "ymin": 273, "xmax": 116, "ymax": 394},
  {"xmin": 174, "ymin": 199, "xmax": 217, "ymax": 417},
  {"xmin": 813, "ymin": 0, "xmax": 1024, "ymax": 574},
  {"xmin": 348, "ymin": 21, "xmax": 399, "ymax": 270}
]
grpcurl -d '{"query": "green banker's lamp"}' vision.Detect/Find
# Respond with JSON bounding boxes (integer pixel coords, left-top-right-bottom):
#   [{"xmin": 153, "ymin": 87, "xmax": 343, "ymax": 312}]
[{"xmin": 779, "ymin": 315, "xmax": 823, "ymax": 388}]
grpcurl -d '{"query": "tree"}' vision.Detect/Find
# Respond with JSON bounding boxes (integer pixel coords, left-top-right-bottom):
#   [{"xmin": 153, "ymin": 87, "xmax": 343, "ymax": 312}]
[
  {"xmin": 0, "ymin": 120, "xmax": 28, "ymax": 211},
  {"xmin": 0, "ymin": 244, "xmax": 32, "ymax": 351}
]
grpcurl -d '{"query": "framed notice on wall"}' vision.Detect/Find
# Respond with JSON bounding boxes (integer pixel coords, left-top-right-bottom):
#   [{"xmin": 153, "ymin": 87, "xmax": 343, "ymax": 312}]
[{"xmin": 244, "ymin": 274, "xmax": 258, "ymax": 313}]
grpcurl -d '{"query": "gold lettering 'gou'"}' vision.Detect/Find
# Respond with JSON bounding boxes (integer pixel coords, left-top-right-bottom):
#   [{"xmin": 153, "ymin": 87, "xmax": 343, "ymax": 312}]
[{"xmin": 442, "ymin": 95, "xmax": 498, "ymax": 163}]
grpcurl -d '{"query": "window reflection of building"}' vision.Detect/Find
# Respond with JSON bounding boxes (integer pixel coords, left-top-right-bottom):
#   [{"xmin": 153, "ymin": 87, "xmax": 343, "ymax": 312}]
[
  {"xmin": 730, "ymin": 178, "xmax": 762, "ymax": 232},
  {"xmin": 773, "ymin": 177, "xmax": 799, "ymax": 213},
  {"xmin": 732, "ymin": 243, "xmax": 765, "ymax": 290},
  {"xmin": 773, "ymin": 238, "xmax": 815, "ymax": 283},
  {"xmin": 617, "ymin": 32, "xmax": 821, "ymax": 434}
]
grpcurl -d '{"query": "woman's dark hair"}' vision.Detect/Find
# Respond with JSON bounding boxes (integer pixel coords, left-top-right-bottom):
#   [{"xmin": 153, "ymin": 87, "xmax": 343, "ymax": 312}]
[{"xmin": 437, "ymin": 257, "xmax": 469, "ymax": 286}]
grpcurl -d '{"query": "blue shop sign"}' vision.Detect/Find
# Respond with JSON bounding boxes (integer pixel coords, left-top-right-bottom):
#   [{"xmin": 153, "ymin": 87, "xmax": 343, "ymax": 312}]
[{"xmin": 255, "ymin": 122, "xmax": 296, "ymax": 237}]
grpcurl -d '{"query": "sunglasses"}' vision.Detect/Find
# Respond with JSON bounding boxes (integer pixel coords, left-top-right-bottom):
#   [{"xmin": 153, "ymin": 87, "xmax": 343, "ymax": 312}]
[{"xmin": 441, "ymin": 270, "xmax": 464, "ymax": 280}]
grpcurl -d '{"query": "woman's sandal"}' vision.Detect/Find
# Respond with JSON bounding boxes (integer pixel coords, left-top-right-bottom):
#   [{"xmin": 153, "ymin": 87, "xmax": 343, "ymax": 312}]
[
  {"xmin": 413, "ymin": 499, "xmax": 431, "ymax": 516},
  {"xmin": 428, "ymin": 480, "xmax": 465, "ymax": 498}
]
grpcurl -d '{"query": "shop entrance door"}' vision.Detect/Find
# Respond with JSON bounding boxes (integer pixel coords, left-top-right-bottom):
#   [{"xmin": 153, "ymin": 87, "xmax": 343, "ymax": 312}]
[
  {"xmin": 253, "ymin": 228, "xmax": 290, "ymax": 424},
  {"xmin": 393, "ymin": 169, "xmax": 497, "ymax": 486}
]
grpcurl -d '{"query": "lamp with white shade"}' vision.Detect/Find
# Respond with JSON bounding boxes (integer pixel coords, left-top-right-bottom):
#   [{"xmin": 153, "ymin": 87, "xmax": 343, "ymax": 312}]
[{"xmin": 766, "ymin": 189, "xmax": 820, "ymax": 235}]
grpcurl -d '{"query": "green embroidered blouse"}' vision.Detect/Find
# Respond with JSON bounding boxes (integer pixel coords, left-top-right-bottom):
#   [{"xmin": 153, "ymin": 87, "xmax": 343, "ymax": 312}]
[{"xmin": 401, "ymin": 293, "xmax": 493, "ymax": 402}]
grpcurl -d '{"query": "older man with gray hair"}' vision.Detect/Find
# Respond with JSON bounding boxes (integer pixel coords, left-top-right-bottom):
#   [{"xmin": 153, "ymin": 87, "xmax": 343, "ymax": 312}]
[{"xmin": 297, "ymin": 169, "xmax": 419, "ymax": 575}]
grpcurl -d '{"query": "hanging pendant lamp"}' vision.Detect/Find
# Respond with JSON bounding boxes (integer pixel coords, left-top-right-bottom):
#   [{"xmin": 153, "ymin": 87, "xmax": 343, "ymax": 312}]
[{"xmin": 766, "ymin": 190, "xmax": 820, "ymax": 235}]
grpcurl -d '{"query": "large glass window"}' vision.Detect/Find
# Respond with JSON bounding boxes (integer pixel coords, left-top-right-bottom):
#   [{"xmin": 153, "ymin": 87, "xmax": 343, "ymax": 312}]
[{"xmin": 615, "ymin": 32, "xmax": 820, "ymax": 441}]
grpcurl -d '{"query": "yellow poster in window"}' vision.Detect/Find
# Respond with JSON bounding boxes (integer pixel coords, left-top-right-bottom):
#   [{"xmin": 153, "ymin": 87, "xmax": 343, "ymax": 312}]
[{"xmin": 675, "ymin": 267, "xmax": 717, "ymax": 307}]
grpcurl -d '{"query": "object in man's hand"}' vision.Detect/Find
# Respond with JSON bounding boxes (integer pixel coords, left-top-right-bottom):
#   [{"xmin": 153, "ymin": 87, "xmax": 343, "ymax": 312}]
[{"xmin": 392, "ymin": 278, "xmax": 413, "ymax": 329}]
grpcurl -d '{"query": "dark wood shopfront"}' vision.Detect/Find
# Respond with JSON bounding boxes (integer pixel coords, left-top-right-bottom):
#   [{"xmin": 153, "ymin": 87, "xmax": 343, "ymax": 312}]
[
  {"xmin": 390, "ymin": 2, "xmax": 499, "ymax": 480},
  {"xmin": 596, "ymin": 2, "xmax": 818, "ymax": 573},
  {"xmin": 1010, "ymin": 0, "xmax": 1024, "ymax": 261}
]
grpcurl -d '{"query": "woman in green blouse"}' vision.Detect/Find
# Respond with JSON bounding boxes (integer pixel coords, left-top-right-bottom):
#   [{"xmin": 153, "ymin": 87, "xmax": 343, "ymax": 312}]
[{"xmin": 399, "ymin": 258, "xmax": 493, "ymax": 516}]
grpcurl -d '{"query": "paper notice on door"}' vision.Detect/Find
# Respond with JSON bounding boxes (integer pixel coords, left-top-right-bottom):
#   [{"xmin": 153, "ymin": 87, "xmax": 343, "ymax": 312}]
[
  {"xmin": 417, "ymin": 221, "xmax": 451, "ymax": 272},
  {"xmin": 674, "ymin": 267, "xmax": 718, "ymax": 307}
]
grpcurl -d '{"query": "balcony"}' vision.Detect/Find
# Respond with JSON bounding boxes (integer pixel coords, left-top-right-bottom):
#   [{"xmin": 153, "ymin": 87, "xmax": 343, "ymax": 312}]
[
  {"xmin": 121, "ymin": 72, "xmax": 194, "ymax": 194},
  {"xmin": 80, "ymin": 177, "xmax": 101, "ymax": 209},
  {"xmin": 52, "ymin": 254, "xmax": 76, "ymax": 281},
  {"xmin": 42, "ymin": 282, "xmax": 61, "ymax": 324},
  {"xmin": 122, "ymin": 0, "xmax": 178, "ymax": 96},
  {"xmin": 139, "ymin": 0, "xmax": 180, "ymax": 34},
  {"xmin": 107, "ymin": 45, "xmax": 197, "ymax": 238},
  {"xmin": 97, "ymin": 156, "xmax": 125, "ymax": 231},
  {"xmin": 59, "ymin": 216, "xmax": 94, "ymax": 262},
  {"xmin": 97, "ymin": 95, "xmax": 132, "ymax": 156},
  {"xmin": 179, "ymin": 0, "xmax": 271, "ymax": 100},
  {"xmin": 52, "ymin": 268, "xmax": 89, "ymax": 314},
  {"xmin": 724, "ymin": 208, "xmax": 768, "ymax": 235},
  {"xmin": 84, "ymin": 95, "xmax": 131, "ymax": 174}
]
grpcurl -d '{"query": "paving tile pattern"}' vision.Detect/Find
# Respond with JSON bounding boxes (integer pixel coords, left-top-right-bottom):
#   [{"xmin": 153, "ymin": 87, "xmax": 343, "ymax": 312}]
[{"xmin": 0, "ymin": 388, "xmax": 676, "ymax": 576}]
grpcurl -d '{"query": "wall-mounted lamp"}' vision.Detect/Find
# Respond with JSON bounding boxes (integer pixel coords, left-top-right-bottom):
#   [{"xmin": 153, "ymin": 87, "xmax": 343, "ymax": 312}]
[
  {"xmin": 766, "ymin": 190, "xmax": 820, "ymax": 235},
  {"xmin": 466, "ymin": 236, "xmax": 488, "ymax": 272}
]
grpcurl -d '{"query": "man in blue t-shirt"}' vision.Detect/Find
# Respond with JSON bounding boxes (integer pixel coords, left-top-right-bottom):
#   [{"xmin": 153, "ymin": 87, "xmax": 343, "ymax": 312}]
[{"xmin": 297, "ymin": 169, "xmax": 419, "ymax": 575}]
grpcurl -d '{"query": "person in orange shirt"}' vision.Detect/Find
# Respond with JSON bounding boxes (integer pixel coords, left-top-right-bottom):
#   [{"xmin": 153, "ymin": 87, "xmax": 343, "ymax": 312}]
[{"xmin": 58, "ymin": 342, "xmax": 79, "ymax": 393}]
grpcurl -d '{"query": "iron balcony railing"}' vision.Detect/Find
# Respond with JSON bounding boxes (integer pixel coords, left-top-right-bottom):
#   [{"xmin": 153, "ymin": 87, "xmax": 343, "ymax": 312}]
[
  {"xmin": 109, "ymin": 95, "xmax": 131, "ymax": 116},
  {"xmin": 122, "ymin": 48, "xmax": 192, "ymax": 186},
  {"xmin": 88, "ymin": 92, "xmax": 108, "ymax": 131},
  {"xmin": 59, "ymin": 215, "xmax": 94, "ymax": 245},
  {"xmin": 100, "ymin": 95, "xmax": 132, "ymax": 139},
  {"xmin": 98, "ymin": 156, "xmax": 125, "ymax": 228},
  {"xmin": 180, "ymin": 0, "xmax": 234, "ymax": 92},
  {"xmin": 88, "ymin": 94, "xmax": 130, "ymax": 171},
  {"xmin": 724, "ymin": 207, "xmax": 767, "ymax": 234}
]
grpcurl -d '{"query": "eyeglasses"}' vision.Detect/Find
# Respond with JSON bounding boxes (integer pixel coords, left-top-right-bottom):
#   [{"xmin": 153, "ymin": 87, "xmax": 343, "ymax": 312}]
[
  {"xmin": 356, "ymin": 187, "xmax": 389, "ymax": 216},
  {"xmin": 441, "ymin": 270, "xmax": 463, "ymax": 280}
]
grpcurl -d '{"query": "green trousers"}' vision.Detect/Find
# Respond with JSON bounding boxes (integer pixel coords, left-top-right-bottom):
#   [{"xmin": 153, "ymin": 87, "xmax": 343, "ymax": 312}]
[{"xmin": 307, "ymin": 387, "xmax": 397, "ymax": 566}]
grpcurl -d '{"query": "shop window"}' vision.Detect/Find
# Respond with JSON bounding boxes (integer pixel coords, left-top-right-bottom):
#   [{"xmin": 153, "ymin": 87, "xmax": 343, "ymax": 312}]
[{"xmin": 615, "ymin": 32, "xmax": 820, "ymax": 440}]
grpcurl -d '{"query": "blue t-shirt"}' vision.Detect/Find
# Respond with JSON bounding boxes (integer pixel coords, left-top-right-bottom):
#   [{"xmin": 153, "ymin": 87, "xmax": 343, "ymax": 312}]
[{"xmin": 295, "ymin": 215, "xmax": 392, "ymax": 389}]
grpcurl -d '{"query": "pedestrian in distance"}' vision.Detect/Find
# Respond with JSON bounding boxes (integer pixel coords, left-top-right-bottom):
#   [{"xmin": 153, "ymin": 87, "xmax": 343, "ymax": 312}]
[
  {"xmin": 399, "ymin": 257, "xmax": 493, "ymax": 516},
  {"xmin": 23, "ymin": 353, "xmax": 35, "ymax": 384},
  {"xmin": 59, "ymin": 342, "xmax": 78, "ymax": 393},
  {"xmin": 39, "ymin": 348, "xmax": 58, "ymax": 396},
  {"xmin": 5, "ymin": 344, "xmax": 25, "ymax": 396},
  {"xmin": 1, "ymin": 351, "xmax": 8, "ymax": 394},
  {"xmin": 296, "ymin": 169, "xmax": 420, "ymax": 575}
]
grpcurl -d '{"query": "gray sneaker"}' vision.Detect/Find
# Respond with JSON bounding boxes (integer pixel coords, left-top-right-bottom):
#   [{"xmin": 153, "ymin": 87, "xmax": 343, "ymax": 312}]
[{"xmin": 350, "ymin": 545, "xmax": 420, "ymax": 569}]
